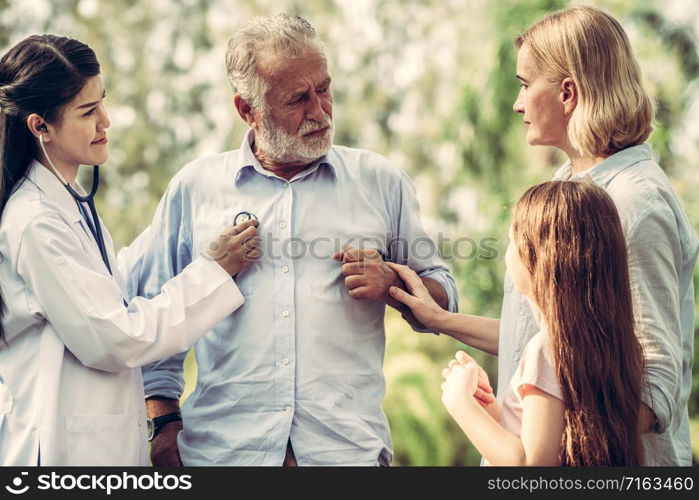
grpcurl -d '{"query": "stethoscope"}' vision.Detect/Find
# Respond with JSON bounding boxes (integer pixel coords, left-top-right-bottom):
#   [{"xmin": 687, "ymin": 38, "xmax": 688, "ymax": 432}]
[
  {"xmin": 233, "ymin": 211, "xmax": 257, "ymax": 225},
  {"xmin": 39, "ymin": 129, "xmax": 113, "ymax": 275}
]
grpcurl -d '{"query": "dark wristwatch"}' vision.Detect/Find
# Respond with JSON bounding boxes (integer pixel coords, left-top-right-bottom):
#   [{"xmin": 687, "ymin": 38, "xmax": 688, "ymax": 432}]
[{"xmin": 147, "ymin": 411, "xmax": 182, "ymax": 442}]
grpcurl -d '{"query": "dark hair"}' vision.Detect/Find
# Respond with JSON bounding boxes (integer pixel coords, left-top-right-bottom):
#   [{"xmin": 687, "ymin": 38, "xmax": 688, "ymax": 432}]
[
  {"xmin": 0, "ymin": 35, "xmax": 100, "ymax": 340},
  {"xmin": 512, "ymin": 181, "xmax": 645, "ymax": 465}
]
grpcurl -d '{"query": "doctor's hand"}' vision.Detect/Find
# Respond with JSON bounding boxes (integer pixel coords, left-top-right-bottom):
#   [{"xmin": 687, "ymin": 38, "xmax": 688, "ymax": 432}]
[
  {"xmin": 206, "ymin": 219, "xmax": 261, "ymax": 277},
  {"xmin": 150, "ymin": 420, "xmax": 184, "ymax": 467},
  {"xmin": 333, "ymin": 246, "xmax": 403, "ymax": 307},
  {"xmin": 385, "ymin": 262, "xmax": 446, "ymax": 330}
]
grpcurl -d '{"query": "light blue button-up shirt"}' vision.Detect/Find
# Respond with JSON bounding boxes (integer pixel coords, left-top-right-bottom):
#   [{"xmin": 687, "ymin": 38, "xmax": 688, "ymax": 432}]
[
  {"xmin": 497, "ymin": 144, "xmax": 698, "ymax": 465},
  {"xmin": 134, "ymin": 131, "xmax": 458, "ymax": 465}
]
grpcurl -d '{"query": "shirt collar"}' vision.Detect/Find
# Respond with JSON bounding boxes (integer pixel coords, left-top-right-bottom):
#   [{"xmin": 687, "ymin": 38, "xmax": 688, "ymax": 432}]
[
  {"xmin": 552, "ymin": 144, "xmax": 653, "ymax": 186},
  {"xmin": 27, "ymin": 160, "xmax": 83, "ymax": 223},
  {"xmin": 232, "ymin": 129, "xmax": 337, "ymax": 186}
]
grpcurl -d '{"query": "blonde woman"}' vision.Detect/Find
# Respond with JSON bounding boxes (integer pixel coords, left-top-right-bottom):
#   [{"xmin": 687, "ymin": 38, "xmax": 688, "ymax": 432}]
[{"xmin": 390, "ymin": 6, "xmax": 698, "ymax": 465}]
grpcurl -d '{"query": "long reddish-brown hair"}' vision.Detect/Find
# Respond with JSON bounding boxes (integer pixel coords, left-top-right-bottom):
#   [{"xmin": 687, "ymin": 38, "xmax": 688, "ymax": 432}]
[{"xmin": 512, "ymin": 181, "xmax": 645, "ymax": 466}]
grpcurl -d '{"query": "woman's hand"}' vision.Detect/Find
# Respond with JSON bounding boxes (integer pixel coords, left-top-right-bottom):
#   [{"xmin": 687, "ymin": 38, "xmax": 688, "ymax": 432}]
[
  {"xmin": 205, "ymin": 218, "xmax": 261, "ymax": 276},
  {"xmin": 441, "ymin": 351, "xmax": 495, "ymax": 411},
  {"xmin": 386, "ymin": 262, "xmax": 446, "ymax": 330}
]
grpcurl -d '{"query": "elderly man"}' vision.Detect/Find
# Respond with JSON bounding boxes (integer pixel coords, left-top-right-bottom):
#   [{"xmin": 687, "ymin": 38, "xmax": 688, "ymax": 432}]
[{"xmin": 136, "ymin": 14, "xmax": 461, "ymax": 466}]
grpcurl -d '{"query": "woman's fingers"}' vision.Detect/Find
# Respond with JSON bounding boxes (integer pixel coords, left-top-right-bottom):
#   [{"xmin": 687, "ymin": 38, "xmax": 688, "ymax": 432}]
[
  {"xmin": 385, "ymin": 262, "xmax": 425, "ymax": 294},
  {"xmin": 233, "ymin": 218, "xmax": 258, "ymax": 233},
  {"xmin": 233, "ymin": 224, "xmax": 257, "ymax": 243},
  {"xmin": 388, "ymin": 286, "xmax": 420, "ymax": 308}
]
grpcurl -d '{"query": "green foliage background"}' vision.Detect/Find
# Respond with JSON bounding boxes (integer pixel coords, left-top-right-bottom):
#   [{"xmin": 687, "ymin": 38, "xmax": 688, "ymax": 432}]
[{"xmin": 2, "ymin": 0, "xmax": 697, "ymax": 465}]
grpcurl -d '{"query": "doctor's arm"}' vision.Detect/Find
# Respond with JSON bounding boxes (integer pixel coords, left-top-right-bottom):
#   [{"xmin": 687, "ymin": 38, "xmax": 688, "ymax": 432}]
[
  {"xmin": 132, "ymin": 177, "xmax": 203, "ymax": 466},
  {"xmin": 17, "ymin": 212, "xmax": 256, "ymax": 372}
]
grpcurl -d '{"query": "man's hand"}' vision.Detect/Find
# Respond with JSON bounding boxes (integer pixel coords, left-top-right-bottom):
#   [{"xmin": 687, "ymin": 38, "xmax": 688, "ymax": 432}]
[
  {"xmin": 146, "ymin": 397, "xmax": 183, "ymax": 467},
  {"xmin": 333, "ymin": 246, "xmax": 403, "ymax": 307},
  {"xmin": 150, "ymin": 420, "xmax": 183, "ymax": 466}
]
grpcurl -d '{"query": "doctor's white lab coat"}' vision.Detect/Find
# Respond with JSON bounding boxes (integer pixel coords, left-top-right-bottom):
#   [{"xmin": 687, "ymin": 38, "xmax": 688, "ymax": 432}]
[{"xmin": 0, "ymin": 161, "xmax": 244, "ymax": 465}]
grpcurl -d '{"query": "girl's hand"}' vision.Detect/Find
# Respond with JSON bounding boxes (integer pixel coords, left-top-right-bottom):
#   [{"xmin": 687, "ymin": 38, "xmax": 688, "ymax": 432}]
[
  {"xmin": 386, "ymin": 262, "xmax": 446, "ymax": 330},
  {"xmin": 441, "ymin": 351, "xmax": 495, "ymax": 409},
  {"xmin": 441, "ymin": 362, "xmax": 479, "ymax": 414}
]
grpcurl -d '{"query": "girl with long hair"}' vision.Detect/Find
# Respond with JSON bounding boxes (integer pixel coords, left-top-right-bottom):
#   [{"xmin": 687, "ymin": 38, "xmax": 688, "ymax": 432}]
[
  {"xmin": 0, "ymin": 35, "xmax": 259, "ymax": 465},
  {"xmin": 393, "ymin": 181, "xmax": 645, "ymax": 465},
  {"xmin": 389, "ymin": 6, "xmax": 698, "ymax": 465},
  {"xmin": 451, "ymin": 181, "xmax": 644, "ymax": 465}
]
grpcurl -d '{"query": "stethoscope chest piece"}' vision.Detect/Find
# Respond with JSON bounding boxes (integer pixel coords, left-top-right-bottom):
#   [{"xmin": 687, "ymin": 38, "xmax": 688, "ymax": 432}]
[{"xmin": 234, "ymin": 211, "xmax": 257, "ymax": 225}]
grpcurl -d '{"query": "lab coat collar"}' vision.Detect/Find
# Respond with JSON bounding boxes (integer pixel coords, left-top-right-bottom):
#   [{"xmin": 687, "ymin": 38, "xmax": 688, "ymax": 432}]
[{"xmin": 27, "ymin": 160, "xmax": 83, "ymax": 224}]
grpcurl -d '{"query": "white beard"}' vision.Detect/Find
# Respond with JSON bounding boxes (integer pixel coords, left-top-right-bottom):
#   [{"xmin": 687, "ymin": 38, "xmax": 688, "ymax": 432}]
[{"xmin": 255, "ymin": 114, "xmax": 334, "ymax": 163}]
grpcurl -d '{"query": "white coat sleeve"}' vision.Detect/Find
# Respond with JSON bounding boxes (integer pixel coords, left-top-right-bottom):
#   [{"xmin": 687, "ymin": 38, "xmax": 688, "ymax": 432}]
[{"xmin": 16, "ymin": 211, "xmax": 244, "ymax": 372}]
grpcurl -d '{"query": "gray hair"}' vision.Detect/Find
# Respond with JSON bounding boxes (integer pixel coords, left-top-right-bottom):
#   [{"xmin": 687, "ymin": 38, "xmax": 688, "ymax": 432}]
[{"xmin": 225, "ymin": 14, "xmax": 325, "ymax": 112}]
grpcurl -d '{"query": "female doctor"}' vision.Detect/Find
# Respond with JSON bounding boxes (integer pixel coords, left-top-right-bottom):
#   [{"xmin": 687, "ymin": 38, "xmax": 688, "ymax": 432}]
[{"xmin": 0, "ymin": 35, "xmax": 260, "ymax": 465}]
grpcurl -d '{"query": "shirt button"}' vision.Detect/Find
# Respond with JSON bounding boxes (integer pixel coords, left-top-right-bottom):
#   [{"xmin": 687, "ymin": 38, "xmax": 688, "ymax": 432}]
[
  {"xmin": 284, "ymin": 406, "xmax": 292, "ymax": 413},
  {"xmin": 137, "ymin": 415, "xmax": 143, "ymax": 427},
  {"xmin": 282, "ymin": 265, "xmax": 289, "ymax": 273},
  {"xmin": 280, "ymin": 222, "xmax": 287, "ymax": 229},
  {"xmin": 282, "ymin": 358, "xmax": 290, "ymax": 365},
  {"xmin": 282, "ymin": 310, "xmax": 289, "ymax": 318}
]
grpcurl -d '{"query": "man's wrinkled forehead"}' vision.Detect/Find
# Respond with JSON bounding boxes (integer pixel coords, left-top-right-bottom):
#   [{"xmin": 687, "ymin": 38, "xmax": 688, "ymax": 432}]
[{"xmin": 256, "ymin": 45, "xmax": 328, "ymax": 81}]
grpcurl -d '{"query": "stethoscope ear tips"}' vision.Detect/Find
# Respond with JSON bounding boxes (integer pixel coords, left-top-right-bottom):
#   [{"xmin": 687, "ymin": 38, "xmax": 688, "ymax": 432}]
[{"xmin": 39, "ymin": 124, "xmax": 48, "ymax": 133}]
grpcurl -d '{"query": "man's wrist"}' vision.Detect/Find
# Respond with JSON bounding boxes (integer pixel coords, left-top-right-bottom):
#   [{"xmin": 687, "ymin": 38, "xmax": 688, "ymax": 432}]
[
  {"xmin": 147, "ymin": 411, "xmax": 183, "ymax": 442},
  {"xmin": 384, "ymin": 266, "xmax": 407, "ymax": 308},
  {"xmin": 146, "ymin": 396, "xmax": 181, "ymax": 419}
]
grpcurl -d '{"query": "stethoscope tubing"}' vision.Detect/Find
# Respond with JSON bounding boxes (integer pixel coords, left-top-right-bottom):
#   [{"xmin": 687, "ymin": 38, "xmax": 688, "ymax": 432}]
[{"xmin": 39, "ymin": 133, "xmax": 113, "ymax": 274}]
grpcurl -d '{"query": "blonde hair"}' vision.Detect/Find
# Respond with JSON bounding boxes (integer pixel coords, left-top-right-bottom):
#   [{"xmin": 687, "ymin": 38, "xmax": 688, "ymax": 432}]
[{"xmin": 515, "ymin": 6, "xmax": 654, "ymax": 157}]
